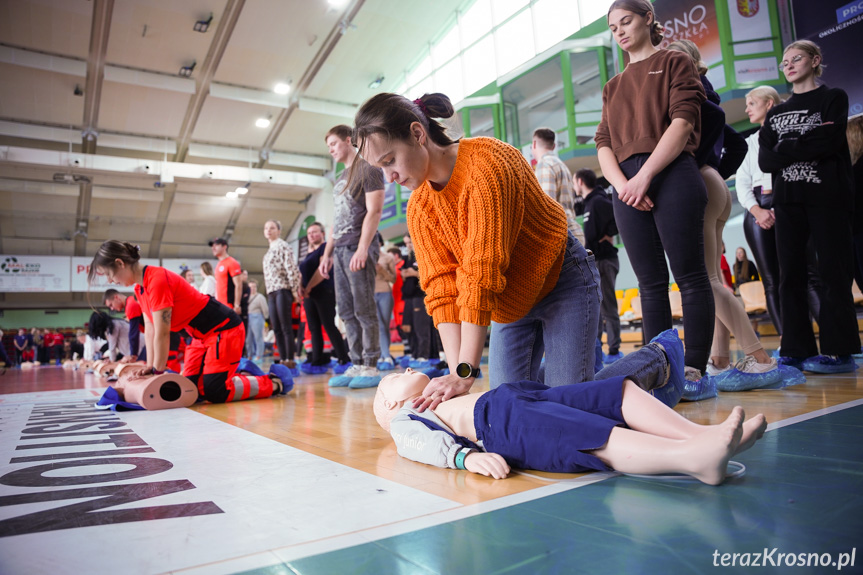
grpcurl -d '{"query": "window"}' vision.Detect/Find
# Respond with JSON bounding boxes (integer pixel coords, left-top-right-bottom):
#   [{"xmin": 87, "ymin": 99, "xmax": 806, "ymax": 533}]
[
  {"xmin": 492, "ymin": 0, "xmax": 525, "ymax": 25},
  {"xmin": 533, "ymin": 0, "xmax": 581, "ymax": 53},
  {"xmin": 501, "ymin": 56, "xmax": 566, "ymax": 147},
  {"xmin": 435, "ymin": 57, "xmax": 465, "ymax": 104},
  {"xmin": 460, "ymin": 0, "xmax": 492, "ymax": 48},
  {"xmin": 495, "ymin": 9, "xmax": 535, "ymax": 76},
  {"xmin": 406, "ymin": 54, "xmax": 432, "ymax": 87},
  {"xmin": 579, "ymin": 0, "xmax": 614, "ymax": 30},
  {"xmin": 463, "ymin": 35, "xmax": 497, "ymax": 95},
  {"xmin": 468, "ymin": 106, "xmax": 496, "ymax": 138},
  {"xmin": 432, "ymin": 24, "xmax": 460, "ymax": 68}
]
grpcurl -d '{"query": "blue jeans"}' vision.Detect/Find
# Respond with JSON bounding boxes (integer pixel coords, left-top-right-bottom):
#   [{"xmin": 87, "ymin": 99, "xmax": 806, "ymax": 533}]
[
  {"xmin": 374, "ymin": 291, "xmax": 394, "ymax": 359},
  {"xmin": 246, "ymin": 313, "xmax": 265, "ymax": 359},
  {"xmin": 489, "ymin": 232, "xmax": 601, "ymax": 388},
  {"xmin": 333, "ymin": 242, "xmax": 380, "ymax": 366}
]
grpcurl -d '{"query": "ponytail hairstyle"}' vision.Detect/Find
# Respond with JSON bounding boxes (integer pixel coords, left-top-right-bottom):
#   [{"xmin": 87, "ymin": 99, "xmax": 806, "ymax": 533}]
[
  {"xmin": 88, "ymin": 311, "xmax": 115, "ymax": 339},
  {"xmin": 353, "ymin": 92, "xmax": 457, "ymax": 161},
  {"xmin": 608, "ymin": 0, "xmax": 664, "ymax": 46},
  {"xmin": 783, "ymin": 40, "xmax": 824, "ymax": 78},
  {"xmin": 88, "ymin": 240, "xmax": 140, "ymax": 286},
  {"xmin": 667, "ymin": 39, "xmax": 708, "ymax": 75}
]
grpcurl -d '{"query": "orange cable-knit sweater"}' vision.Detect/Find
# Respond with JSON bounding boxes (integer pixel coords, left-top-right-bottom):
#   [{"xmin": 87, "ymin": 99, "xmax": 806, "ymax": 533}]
[{"xmin": 406, "ymin": 137, "xmax": 569, "ymax": 327}]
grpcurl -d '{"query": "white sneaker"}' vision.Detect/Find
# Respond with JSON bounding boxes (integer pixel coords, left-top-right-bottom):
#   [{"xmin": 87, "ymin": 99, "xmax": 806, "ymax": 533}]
[
  {"xmin": 359, "ymin": 366, "xmax": 380, "ymax": 377},
  {"xmin": 706, "ymin": 360, "xmax": 732, "ymax": 377},
  {"xmin": 735, "ymin": 356, "xmax": 778, "ymax": 374},
  {"xmin": 343, "ymin": 365, "xmax": 364, "ymax": 378}
]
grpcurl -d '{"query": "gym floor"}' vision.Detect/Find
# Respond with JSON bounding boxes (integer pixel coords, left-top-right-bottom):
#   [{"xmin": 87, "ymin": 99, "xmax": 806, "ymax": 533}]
[{"xmin": 1, "ymin": 335, "xmax": 861, "ymax": 574}]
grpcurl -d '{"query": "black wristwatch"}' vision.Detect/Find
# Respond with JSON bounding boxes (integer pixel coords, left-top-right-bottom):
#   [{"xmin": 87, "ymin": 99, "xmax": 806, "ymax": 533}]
[{"xmin": 455, "ymin": 361, "xmax": 480, "ymax": 379}]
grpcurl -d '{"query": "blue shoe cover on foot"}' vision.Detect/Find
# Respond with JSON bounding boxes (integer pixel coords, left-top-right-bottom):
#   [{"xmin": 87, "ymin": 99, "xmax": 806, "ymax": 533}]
[
  {"xmin": 603, "ymin": 351, "xmax": 625, "ymax": 364},
  {"xmin": 268, "ymin": 363, "xmax": 294, "ymax": 394},
  {"xmin": 300, "ymin": 362, "xmax": 328, "ymax": 375},
  {"xmin": 348, "ymin": 375, "xmax": 381, "ymax": 389},
  {"xmin": 778, "ymin": 356, "xmax": 805, "ymax": 370},
  {"xmin": 377, "ymin": 360, "xmax": 395, "ymax": 371},
  {"xmin": 681, "ymin": 376, "xmax": 717, "ymax": 401},
  {"xmin": 758, "ymin": 365, "xmax": 807, "ymax": 389},
  {"xmin": 649, "ymin": 380, "xmax": 682, "ymax": 408},
  {"xmin": 333, "ymin": 362, "xmax": 352, "ymax": 375},
  {"xmin": 239, "ymin": 357, "xmax": 266, "ymax": 377},
  {"xmin": 399, "ymin": 356, "xmax": 411, "ymax": 368},
  {"xmin": 329, "ymin": 358, "xmax": 339, "ymax": 368},
  {"xmin": 714, "ymin": 367, "xmax": 781, "ymax": 392},
  {"xmin": 801, "ymin": 355, "xmax": 857, "ymax": 374},
  {"xmin": 328, "ymin": 374, "xmax": 353, "ymax": 387}
]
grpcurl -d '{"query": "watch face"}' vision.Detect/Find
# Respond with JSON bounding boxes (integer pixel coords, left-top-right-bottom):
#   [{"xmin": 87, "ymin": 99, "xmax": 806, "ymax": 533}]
[{"xmin": 456, "ymin": 362, "xmax": 472, "ymax": 378}]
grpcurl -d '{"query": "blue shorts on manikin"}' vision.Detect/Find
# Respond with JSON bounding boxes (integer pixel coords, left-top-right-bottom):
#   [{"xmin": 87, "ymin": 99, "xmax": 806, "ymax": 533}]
[{"xmin": 474, "ymin": 376, "xmax": 626, "ymax": 473}]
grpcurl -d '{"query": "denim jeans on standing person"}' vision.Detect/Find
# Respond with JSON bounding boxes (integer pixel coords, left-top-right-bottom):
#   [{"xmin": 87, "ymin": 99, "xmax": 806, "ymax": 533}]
[
  {"xmin": 489, "ymin": 232, "xmax": 601, "ymax": 389},
  {"xmin": 333, "ymin": 241, "xmax": 380, "ymax": 367},
  {"xmin": 613, "ymin": 153, "xmax": 714, "ymax": 372},
  {"xmin": 374, "ymin": 291, "xmax": 394, "ymax": 359},
  {"xmin": 246, "ymin": 312, "xmax": 265, "ymax": 359}
]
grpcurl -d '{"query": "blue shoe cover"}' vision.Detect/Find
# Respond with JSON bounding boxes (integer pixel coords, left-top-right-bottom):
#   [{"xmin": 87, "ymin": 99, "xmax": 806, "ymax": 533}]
[
  {"xmin": 758, "ymin": 365, "xmax": 807, "ymax": 389},
  {"xmin": 239, "ymin": 357, "xmax": 266, "ymax": 377},
  {"xmin": 333, "ymin": 362, "xmax": 352, "ymax": 375},
  {"xmin": 268, "ymin": 363, "xmax": 294, "ymax": 394},
  {"xmin": 348, "ymin": 375, "xmax": 381, "ymax": 389},
  {"xmin": 649, "ymin": 379, "xmax": 682, "ymax": 408},
  {"xmin": 801, "ymin": 355, "xmax": 858, "ymax": 374},
  {"xmin": 377, "ymin": 359, "xmax": 395, "ymax": 371},
  {"xmin": 399, "ymin": 356, "xmax": 412, "ymax": 368},
  {"xmin": 328, "ymin": 374, "xmax": 353, "ymax": 387},
  {"xmin": 409, "ymin": 358, "xmax": 431, "ymax": 368},
  {"xmin": 603, "ymin": 351, "xmax": 625, "ymax": 364},
  {"xmin": 441, "ymin": 368, "xmax": 450, "ymax": 376},
  {"xmin": 778, "ymin": 356, "xmax": 805, "ymax": 370},
  {"xmin": 681, "ymin": 376, "xmax": 717, "ymax": 401},
  {"xmin": 300, "ymin": 362, "xmax": 328, "ymax": 375},
  {"xmin": 329, "ymin": 358, "xmax": 339, "ymax": 368},
  {"xmin": 420, "ymin": 367, "xmax": 444, "ymax": 379},
  {"xmin": 714, "ymin": 367, "xmax": 782, "ymax": 392}
]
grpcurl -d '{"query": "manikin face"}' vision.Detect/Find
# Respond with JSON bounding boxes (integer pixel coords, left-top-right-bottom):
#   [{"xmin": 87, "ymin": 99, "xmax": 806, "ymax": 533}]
[
  {"xmin": 781, "ymin": 49, "xmax": 819, "ymax": 85},
  {"xmin": 362, "ymin": 128, "xmax": 429, "ymax": 191},
  {"xmin": 105, "ymin": 294, "xmax": 125, "ymax": 312},
  {"xmin": 379, "ymin": 368, "xmax": 431, "ymax": 406},
  {"xmin": 326, "ymin": 134, "xmax": 354, "ymax": 165},
  {"xmin": 263, "ymin": 221, "xmax": 280, "ymax": 241},
  {"xmin": 745, "ymin": 96, "xmax": 774, "ymax": 126},
  {"xmin": 307, "ymin": 225, "xmax": 324, "ymax": 246},
  {"xmin": 608, "ymin": 9, "xmax": 652, "ymax": 53},
  {"xmin": 100, "ymin": 260, "xmax": 135, "ymax": 287}
]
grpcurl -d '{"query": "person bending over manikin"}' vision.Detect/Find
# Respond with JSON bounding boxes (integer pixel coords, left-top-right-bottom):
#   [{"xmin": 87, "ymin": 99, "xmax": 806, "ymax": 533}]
[{"xmin": 374, "ymin": 364, "xmax": 767, "ymax": 486}]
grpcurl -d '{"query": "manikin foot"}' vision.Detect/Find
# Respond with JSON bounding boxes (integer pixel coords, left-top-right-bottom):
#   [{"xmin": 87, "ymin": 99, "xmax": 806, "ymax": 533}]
[
  {"xmin": 734, "ymin": 414, "xmax": 767, "ymax": 456},
  {"xmin": 682, "ymin": 406, "xmax": 744, "ymax": 485}
]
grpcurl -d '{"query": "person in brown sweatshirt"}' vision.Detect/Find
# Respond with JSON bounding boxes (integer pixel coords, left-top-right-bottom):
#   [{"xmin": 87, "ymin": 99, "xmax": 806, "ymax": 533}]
[{"xmin": 596, "ymin": 0, "xmax": 715, "ymax": 392}]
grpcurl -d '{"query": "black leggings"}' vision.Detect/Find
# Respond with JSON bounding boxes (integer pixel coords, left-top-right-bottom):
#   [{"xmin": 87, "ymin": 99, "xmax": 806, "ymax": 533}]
[
  {"xmin": 268, "ymin": 289, "xmax": 295, "ymax": 362},
  {"xmin": 614, "ymin": 153, "xmax": 714, "ymax": 372},
  {"xmin": 743, "ymin": 211, "xmax": 823, "ymax": 335},
  {"xmin": 303, "ymin": 290, "xmax": 349, "ymax": 365}
]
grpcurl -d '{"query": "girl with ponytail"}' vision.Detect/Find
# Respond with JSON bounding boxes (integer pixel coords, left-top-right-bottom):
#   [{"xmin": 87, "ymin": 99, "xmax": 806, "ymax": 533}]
[{"xmin": 353, "ymin": 92, "xmax": 601, "ymax": 407}]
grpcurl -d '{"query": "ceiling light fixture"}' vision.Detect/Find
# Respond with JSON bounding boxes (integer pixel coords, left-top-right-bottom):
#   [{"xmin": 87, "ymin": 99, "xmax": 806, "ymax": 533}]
[
  {"xmin": 226, "ymin": 190, "xmax": 239, "ymax": 199},
  {"xmin": 368, "ymin": 75, "xmax": 385, "ymax": 90},
  {"xmin": 194, "ymin": 13, "xmax": 213, "ymax": 33},
  {"xmin": 328, "ymin": 0, "xmax": 349, "ymax": 7},
  {"xmin": 274, "ymin": 82, "xmax": 291, "ymax": 95},
  {"xmin": 179, "ymin": 61, "xmax": 196, "ymax": 78},
  {"xmin": 235, "ymin": 182, "xmax": 250, "ymax": 195},
  {"xmin": 255, "ymin": 117, "xmax": 271, "ymax": 128}
]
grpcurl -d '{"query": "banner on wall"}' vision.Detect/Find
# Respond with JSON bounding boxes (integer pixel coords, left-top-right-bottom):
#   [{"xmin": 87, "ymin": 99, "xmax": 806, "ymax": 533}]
[
  {"xmin": 71, "ymin": 257, "xmax": 160, "ymax": 292},
  {"xmin": 791, "ymin": 0, "xmax": 863, "ymax": 116},
  {"xmin": 728, "ymin": 0, "xmax": 773, "ymax": 42},
  {"xmin": 656, "ymin": 0, "xmax": 722, "ymax": 65},
  {"xmin": 0, "ymin": 256, "xmax": 71, "ymax": 292}
]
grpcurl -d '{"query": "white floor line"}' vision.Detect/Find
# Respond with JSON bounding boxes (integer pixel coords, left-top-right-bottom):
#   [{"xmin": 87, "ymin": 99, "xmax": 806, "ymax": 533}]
[{"xmin": 765, "ymin": 397, "xmax": 863, "ymax": 432}]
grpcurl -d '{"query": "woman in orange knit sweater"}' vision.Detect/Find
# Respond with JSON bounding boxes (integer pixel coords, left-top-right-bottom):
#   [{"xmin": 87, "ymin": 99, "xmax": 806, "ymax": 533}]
[{"xmin": 352, "ymin": 93, "xmax": 601, "ymax": 410}]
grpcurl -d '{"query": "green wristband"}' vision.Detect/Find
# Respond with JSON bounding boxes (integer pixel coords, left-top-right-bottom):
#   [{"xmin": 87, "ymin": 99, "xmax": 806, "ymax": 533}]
[{"xmin": 455, "ymin": 448, "xmax": 471, "ymax": 470}]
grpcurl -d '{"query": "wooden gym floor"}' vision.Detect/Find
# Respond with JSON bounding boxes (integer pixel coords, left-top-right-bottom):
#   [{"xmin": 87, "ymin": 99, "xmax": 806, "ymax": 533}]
[{"xmin": 1, "ymin": 334, "xmax": 861, "ymax": 574}]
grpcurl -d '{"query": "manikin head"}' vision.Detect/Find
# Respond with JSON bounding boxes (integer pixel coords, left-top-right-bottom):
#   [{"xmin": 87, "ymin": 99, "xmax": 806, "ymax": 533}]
[{"xmin": 373, "ymin": 368, "xmax": 431, "ymax": 432}]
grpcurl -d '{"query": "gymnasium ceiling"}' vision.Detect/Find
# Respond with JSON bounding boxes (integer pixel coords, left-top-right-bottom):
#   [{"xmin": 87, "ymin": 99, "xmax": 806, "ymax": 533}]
[{"xmin": 0, "ymin": 0, "xmax": 464, "ymax": 267}]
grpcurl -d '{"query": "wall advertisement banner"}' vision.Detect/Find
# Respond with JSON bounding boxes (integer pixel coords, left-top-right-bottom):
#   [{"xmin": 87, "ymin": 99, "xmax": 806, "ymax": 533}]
[
  {"xmin": 728, "ymin": 0, "xmax": 773, "ymax": 43},
  {"xmin": 71, "ymin": 257, "xmax": 161, "ymax": 292},
  {"xmin": 0, "ymin": 256, "xmax": 71, "ymax": 292},
  {"xmin": 656, "ymin": 0, "xmax": 722, "ymax": 65}
]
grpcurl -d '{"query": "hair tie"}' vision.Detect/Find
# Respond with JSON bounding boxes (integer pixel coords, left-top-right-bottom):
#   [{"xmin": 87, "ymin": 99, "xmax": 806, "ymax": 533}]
[
  {"xmin": 414, "ymin": 98, "xmax": 429, "ymax": 116},
  {"xmin": 135, "ymin": 245, "xmax": 141, "ymax": 252}
]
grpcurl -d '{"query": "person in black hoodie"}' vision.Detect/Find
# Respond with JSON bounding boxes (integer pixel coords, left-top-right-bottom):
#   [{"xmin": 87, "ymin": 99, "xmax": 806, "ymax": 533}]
[
  {"xmin": 575, "ymin": 168, "xmax": 622, "ymax": 362},
  {"xmin": 759, "ymin": 40, "xmax": 860, "ymax": 372}
]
